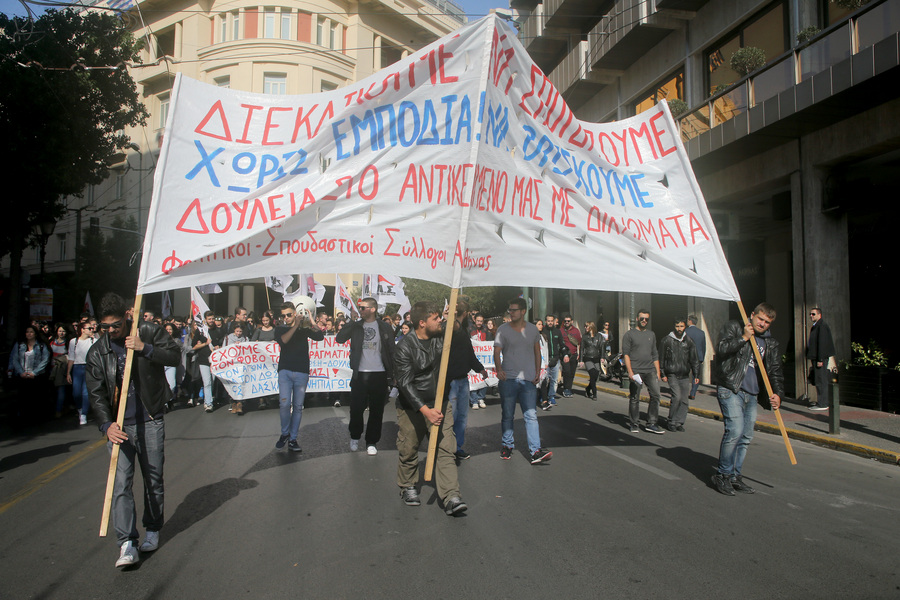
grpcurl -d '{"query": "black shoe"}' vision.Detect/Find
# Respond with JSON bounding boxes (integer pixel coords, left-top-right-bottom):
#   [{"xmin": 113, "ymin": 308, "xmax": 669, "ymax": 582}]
[
  {"xmin": 454, "ymin": 450, "xmax": 471, "ymax": 460},
  {"xmin": 667, "ymin": 424, "xmax": 678, "ymax": 432},
  {"xmin": 444, "ymin": 497, "xmax": 468, "ymax": 516},
  {"xmin": 288, "ymin": 439, "xmax": 302, "ymax": 452},
  {"xmin": 711, "ymin": 473, "xmax": 735, "ymax": 496},
  {"xmin": 401, "ymin": 486, "xmax": 420, "ymax": 506},
  {"xmin": 676, "ymin": 425, "xmax": 685, "ymax": 432},
  {"xmin": 731, "ymin": 476, "xmax": 756, "ymax": 494},
  {"xmin": 541, "ymin": 401, "xmax": 552, "ymax": 411},
  {"xmin": 530, "ymin": 448, "xmax": 553, "ymax": 464},
  {"xmin": 275, "ymin": 434, "xmax": 288, "ymax": 449},
  {"xmin": 629, "ymin": 423, "xmax": 640, "ymax": 433},
  {"xmin": 500, "ymin": 446, "xmax": 512, "ymax": 460}
]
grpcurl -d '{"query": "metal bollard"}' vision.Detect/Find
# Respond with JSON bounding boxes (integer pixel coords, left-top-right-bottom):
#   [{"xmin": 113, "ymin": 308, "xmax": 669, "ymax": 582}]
[{"xmin": 828, "ymin": 380, "xmax": 840, "ymax": 435}]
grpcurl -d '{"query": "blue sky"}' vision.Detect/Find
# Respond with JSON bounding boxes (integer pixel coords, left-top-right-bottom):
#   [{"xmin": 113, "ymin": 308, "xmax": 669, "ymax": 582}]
[{"xmin": 0, "ymin": 0, "xmax": 507, "ymax": 22}]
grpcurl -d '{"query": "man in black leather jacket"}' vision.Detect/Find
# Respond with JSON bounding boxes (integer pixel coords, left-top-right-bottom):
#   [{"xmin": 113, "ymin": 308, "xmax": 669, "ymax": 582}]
[
  {"xmin": 394, "ymin": 301, "xmax": 466, "ymax": 516},
  {"xmin": 87, "ymin": 293, "xmax": 180, "ymax": 568},
  {"xmin": 711, "ymin": 303, "xmax": 784, "ymax": 496},
  {"xmin": 659, "ymin": 318, "xmax": 700, "ymax": 432}
]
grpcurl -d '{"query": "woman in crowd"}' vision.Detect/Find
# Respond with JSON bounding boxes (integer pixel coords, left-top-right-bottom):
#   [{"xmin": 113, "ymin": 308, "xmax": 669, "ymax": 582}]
[
  {"xmin": 599, "ymin": 321, "xmax": 612, "ymax": 376},
  {"xmin": 163, "ymin": 323, "xmax": 184, "ymax": 406},
  {"xmin": 580, "ymin": 321, "xmax": 603, "ymax": 399},
  {"xmin": 484, "ymin": 318, "xmax": 497, "ymax": 341},
  {"xmin": 50, "ymin": 323, "xmax": 74, "ymax": 418},
  {"xmin": 225, "ymin": 323, "xmax": 247, "ymax": 346},
  {"xmin": 251, "ymin": 311, "xmax": 276, "ymax": 342},
  {"xmin": 250, "ymin": 311, "xmax": 277, "ymax": 410},
  {"xmin": 395, "ymin": 321, "xmax": 411, "ymax": 344},
  {"xmin": 191, "ymin": 318, "xmax": 216, "ymax": 413},
  {"xmin": 67, "ymin": 321, "xmax": 96, "ymax": 425},
  {"xmin": 9, "ymin": 325, "xmax": 51, "ymax": 424}
]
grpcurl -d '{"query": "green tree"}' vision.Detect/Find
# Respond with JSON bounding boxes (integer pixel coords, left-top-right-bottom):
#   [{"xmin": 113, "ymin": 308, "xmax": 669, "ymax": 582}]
[
  {"xmin": 0, "ymin": 9, "xmax": 147, "ymax": 344},
  {"xmin": 74, "ymin": 215, "xmax": 141, "ymax": 301}
]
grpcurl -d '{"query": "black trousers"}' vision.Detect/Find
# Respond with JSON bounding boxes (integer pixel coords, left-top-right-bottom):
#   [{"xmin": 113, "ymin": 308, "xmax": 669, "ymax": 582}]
[
  {"xmin": 561, "ymin": 358, "xmax": 577, "ymax": 391},
  {"xmin": 349, "ymin": 371, "xmax": 389, "ymax": 446}
]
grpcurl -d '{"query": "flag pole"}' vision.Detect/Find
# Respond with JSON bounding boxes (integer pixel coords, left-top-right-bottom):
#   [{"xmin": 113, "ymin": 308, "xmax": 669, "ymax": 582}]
[
  {"xmin": 424, "ymin": 287, "xmax": 459, "ymax": 482},
  {"xmin": 735, "ymin": 300, "xmax": 797, "ymax": 465},
  {"xmin": 99, "ymin": 294, "xmax": 143, "ymax": 536},
  {"xmin": 264, "ymin": 278, "xmax": 271, "ymax": 312}
]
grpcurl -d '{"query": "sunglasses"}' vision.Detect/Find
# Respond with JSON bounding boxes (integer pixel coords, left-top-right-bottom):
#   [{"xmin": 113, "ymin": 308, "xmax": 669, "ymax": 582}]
[{"xmin": 99, "ymin": 321, "xmax": 123, "ymax": 330}]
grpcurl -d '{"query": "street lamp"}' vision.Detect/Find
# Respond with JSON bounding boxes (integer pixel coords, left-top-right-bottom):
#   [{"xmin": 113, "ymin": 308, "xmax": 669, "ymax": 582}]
[{"xmin": 33, "ymin": 218, "xmax": 57, "ymax": 282}]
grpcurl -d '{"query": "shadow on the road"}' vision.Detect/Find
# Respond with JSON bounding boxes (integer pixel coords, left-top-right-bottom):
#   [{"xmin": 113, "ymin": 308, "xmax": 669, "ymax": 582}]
[
  {"xmin": 164, "ymin": 477, "xmax": 259, "ymax": 543},
  {"xmin": 655, "ymin": 445, "xmax": 718, "ymax": 486},
  {"xmin": 0, "ymin": 440, "xmax": 88, "ymax": 474}
]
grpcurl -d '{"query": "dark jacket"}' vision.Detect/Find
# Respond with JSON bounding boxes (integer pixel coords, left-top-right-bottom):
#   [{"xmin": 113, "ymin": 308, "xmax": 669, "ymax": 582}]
[
  {"xmin": 659, "ymin": 332, "xmax": 700, "ymax": 379},
  {"xmin": 335, "ymin": 318, "xmax": 395, "ymax": 380},
  {"xmin": 685, "ymin": 324, "xmax": 706, "ymax": 362},
  {"xmin": 448, "ymin": 324, "xmax": 485, "ymax": 381},
  {"xmin": 394, "ymin": 333, "xmax": 443, "ymax": 412},
  {"xmin": 541, "ymin": 326, "xmax": 568, "ymax": 367},
  {"xmin": 806, "ymin": 320, "xmax": 835, "ymax": 363},
  {"xmin": 87, "ymin": 321, "xmax": 181, "ymax": 428},
  {"xmin": 580, "ymin": 334, "xmax": 603, "ymax": 362},
  {"xmin": 713, "ymin": 320, "xmax": 785, "ymax": 409}
]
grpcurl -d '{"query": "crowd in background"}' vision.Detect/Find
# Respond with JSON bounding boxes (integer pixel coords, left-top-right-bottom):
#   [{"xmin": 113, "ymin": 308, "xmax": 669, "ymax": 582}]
[{"xmin": 4, "ymin": 300, "xmax": 616, "ymax": 430}]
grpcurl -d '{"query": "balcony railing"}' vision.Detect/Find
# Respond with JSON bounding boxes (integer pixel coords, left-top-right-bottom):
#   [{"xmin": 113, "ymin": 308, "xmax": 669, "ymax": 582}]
[{"xmin": 677, "ymin": 0, "xmax": 899, "ymax": 143}]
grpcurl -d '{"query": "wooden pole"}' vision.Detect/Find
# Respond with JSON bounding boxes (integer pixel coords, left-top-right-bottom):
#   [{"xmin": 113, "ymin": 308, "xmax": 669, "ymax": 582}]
[
  {"xmin": 99, "ymin": 294, "xmax": 143, "ymax": 537},
  {"xmin": 264, "ymin": 278, "xmax": 271, "ymax": 313},
  {"xmin": 736, "ymin": 300, "xmax": 797, "ymax": 465},
  {"xmin": 424, "ymin": 288, "xmax": 458, "ymax": 482}
]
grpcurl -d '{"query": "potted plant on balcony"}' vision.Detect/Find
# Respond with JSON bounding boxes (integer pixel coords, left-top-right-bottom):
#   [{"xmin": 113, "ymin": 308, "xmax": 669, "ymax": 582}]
[
  {"xmin": 838, "ymin": 341, "xmax": 900, "ymax": 412},
  {"xmin": 797, "ymin": 26, "xmax": 821, "ymax": 45},
  {"xmin": 730, "ymin": 46, "xmax": 767, "ymax": 77},
  {"xmin": 666, "ymin": 98, "xmax": 689, "ymax": 118}
]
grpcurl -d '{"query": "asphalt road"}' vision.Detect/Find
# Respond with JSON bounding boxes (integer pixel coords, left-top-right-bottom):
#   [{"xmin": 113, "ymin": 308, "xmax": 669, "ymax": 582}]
[{"xmin": 2, "ymin": 389, "xmax": 899, "ymax": 599}]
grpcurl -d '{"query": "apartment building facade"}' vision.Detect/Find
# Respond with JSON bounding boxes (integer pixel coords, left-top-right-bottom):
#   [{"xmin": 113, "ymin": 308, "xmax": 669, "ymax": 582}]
[{"xmin": 515, "ymin": 0, "xmax": 900, "ymax": 396}]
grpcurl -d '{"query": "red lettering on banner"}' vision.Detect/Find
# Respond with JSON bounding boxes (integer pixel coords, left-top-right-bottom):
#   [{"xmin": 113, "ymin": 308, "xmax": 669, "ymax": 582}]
[
  {"xmin": 384, "ymin": 228, "xmax": 400, "ymax": 256},
  {"xmin": 236, "ymin": 104, "xmax": 264, "ymax": 144},
  {"xmin": 194, "ymin": 101, "xmax": 233, "ymax": 141},
  {"xmin": 649, "ymin": 111, "xmax": 677, "ymax": 157},
  {"xmin": 176, "ymin": 198, "xmax": 210, "ymax": 234},
  {"xmin": 261, "ymin": 106, "xmax": 292, "ymax": 145},
  {"xmin": 290, "ymin": 102, "xmax": 335, "ymax": 143},
  {"xmin": 689, "ymin": 213, "xmax": 710, "ymax": 244},
  {"xmin": 551, "ymin": 186, "xmax": 576, "ymax": 228},
  {"xmin": 490, "ymin": 28, "xmax": 515, "ymax": 94},
  {"xmin": 587, "ymin": 208, "xmax": 711, "ymax": 250},
  {"xmin": 421, "ymin": 44, "xmax": 458, "ymax": 85}
]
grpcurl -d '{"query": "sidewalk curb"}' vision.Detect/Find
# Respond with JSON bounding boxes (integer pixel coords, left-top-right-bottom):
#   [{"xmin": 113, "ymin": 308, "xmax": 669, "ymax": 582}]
[{"xmin": 577, "ymin": 374, "xmax": 900, "ymax": 466}]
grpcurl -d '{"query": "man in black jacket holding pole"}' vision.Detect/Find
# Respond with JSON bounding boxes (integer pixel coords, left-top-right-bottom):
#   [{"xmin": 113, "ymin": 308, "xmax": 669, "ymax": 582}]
[
  {"xmin": 87, "ymin": 293, "xmax": 180, "ymax": 568},
  {"xmin": 394, "ymin": 301, "xmax": 467, "ymax": 516},
  {"xmin": 711, "ymin": 303, "xmax": 784, "ymax": 496}
]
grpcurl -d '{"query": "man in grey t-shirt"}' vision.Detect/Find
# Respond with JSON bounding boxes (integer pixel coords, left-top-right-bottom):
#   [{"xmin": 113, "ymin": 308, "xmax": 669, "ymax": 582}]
[
  {"xmin": 623, "ymin": 309, "xmax": 663, "ymax": 434},
  {"xmin": 494, "ymin": 298, "xmax": 552, "ymax": 464},
  {"xmin": 335, "ymin": 297, "xmax": 395, "ymax": 455}
]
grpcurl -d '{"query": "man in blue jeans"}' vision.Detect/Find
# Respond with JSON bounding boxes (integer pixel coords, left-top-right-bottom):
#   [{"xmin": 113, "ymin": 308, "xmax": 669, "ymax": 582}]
[
  {"xmin": 87, "ymin": 293, "xmax": 180, "ymax": 569},
  {"xmin": 275, "ymin": 301, "xmax": 324, "ymax": 452},
  {"xmin": 447, "ymin": 299, "xmax": 487, "ymax": 460},
  {"xmin": 711, "ymin": 303, "xmax": 784, "ymax": 496},
  {"xmin": 494, "ymin": 298, "xmax": 552, "ymax": 464}
]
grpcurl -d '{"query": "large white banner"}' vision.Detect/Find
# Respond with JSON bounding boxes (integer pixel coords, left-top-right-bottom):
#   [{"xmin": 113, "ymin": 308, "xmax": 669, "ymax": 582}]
[{"xmin": 138, "ymin": 16, "xmax": 738, "ymax": 302}]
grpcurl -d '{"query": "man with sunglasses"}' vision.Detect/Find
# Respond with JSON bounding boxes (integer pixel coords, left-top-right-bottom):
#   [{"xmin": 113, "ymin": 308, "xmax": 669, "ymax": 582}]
[
  {"xmin": 274, "ymin": 302, "xmax": 324, "ymax": 452},
  {"xmin": 559, "ymin": 315, "xmax": 581, "ymax": 397},
  {"xmin": 623, "ymin": 309, "xmax": 663, "ymax": 434},
  {"xmin": 335, "ymin": 297, "xmax": 395, "ymax": 455},
  {"xmin": 86, "ymin": 293, "xmax": 181, "ymax": 569}
]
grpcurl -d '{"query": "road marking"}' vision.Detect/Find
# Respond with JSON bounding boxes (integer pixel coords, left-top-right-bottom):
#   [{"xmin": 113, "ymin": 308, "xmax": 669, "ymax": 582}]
[
  {"xmin": 595, "ymin": 445, "xmax": 680, "ymax": 480},
  {"xmin": 0, "ymin": 438, "xmax": 106, "ymax": 515}
]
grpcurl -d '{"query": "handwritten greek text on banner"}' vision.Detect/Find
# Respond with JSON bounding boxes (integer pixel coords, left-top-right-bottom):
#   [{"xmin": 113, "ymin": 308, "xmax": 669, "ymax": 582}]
[{"xmin": 138, "ymin": 16, "xmax": 738, "ymax": 302}]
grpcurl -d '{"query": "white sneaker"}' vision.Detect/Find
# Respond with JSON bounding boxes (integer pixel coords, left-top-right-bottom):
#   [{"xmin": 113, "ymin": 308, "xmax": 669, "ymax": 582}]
[
  {"xmin": 478, "ymin": 400, "xmax": 486, "ymax": 409},
  {"xmin": 79, "ymin": 414, "xmax": 87, "ymax": 425},
  {"xmin": 471, "ymin": 404, "xmax": 479, "ymax": 410},
  {"xmin": 115, "ymin": 541, "xmax": 139, "ymax": 568},
  {"xmin": 350, "ymin": 439, "xmax": 359, "ymax": 451},
  {"xmin": 366, "ymin": 445, "xmax": 377, "ymax": 456},
  {"xmin": 139, "ymin": 530, "xmax": 159, "ymax": 552}
]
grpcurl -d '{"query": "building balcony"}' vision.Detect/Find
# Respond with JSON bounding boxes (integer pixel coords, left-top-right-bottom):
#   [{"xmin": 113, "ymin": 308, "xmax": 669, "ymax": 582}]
[
  {"xmin": 655, "ymin": 0, "xmax": 709, "ymax": 12},
  {"xmin": 589, "ymin": 0, "xmax": 684, "ymax": 71},
  {"xmin": 549, "ymin": 40, "xmax": 619, "ymax": 109},
  {"xmin": 518, "ymin": 3, "xmax": 570, "ymax": 75},
  {"xmin": 543, "ymin": 0, "xmax": 612, "ymax": 32},
  {"xmin": 678, "ymin": 0, "xmax": 900, "ymax": 174}
]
